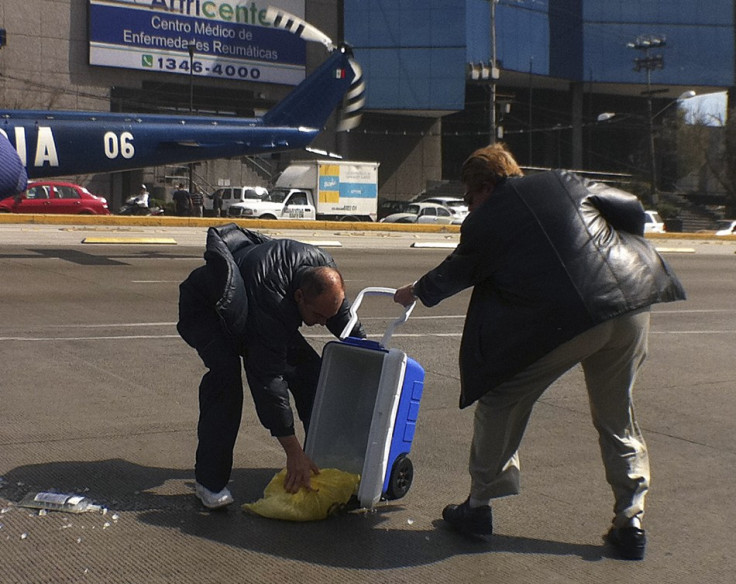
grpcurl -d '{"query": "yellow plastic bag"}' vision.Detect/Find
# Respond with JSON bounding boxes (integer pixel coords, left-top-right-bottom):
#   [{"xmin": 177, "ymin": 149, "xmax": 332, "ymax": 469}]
[{"xmin": 242, "ymin": 468, "xmax": 360, "ymax": 522}]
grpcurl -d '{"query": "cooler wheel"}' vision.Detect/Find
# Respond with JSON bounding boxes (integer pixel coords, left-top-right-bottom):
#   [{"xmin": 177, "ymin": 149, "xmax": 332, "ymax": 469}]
[{"xmin": 385, "ymin": 454, "xmax": 413, "ymax": 500}]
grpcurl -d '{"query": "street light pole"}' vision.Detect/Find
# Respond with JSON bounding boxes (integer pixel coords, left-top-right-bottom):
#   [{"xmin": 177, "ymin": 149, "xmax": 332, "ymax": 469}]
[
  {"xmin": 489, "ymin": 0, "xmax": 498, "ymax": 144},
  {"xmin": 188, "ymin": 42, "xmax": 195, "ymax": 194},
  {"xmin": 597, "ymin": 90, "xmax": 696, "ymax": 198},
  {"xmin": 645, "ymin": 67, "xmax": 658, "ymax": 204},
  {"xmin": 628, "ymin": 35, "xmax": 666, "ymax": 205}
]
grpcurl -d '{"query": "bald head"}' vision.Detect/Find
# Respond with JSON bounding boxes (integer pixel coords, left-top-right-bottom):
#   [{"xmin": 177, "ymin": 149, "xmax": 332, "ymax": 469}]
[{"xmin": 295, "ymin": 266, "xmax": 346, "ymax": 326}]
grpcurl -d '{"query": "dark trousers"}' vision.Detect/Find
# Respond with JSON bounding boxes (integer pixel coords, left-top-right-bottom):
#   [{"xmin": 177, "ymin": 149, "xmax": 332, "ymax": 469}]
[{"xmin": 180, "ymin": 309, "xmax": 322, "ymax": 492}]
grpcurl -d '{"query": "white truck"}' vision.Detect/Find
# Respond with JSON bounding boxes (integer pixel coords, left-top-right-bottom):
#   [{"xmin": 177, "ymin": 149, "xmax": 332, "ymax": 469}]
[{"xmin": 227, "ymin": 160, "xmax": 379, "ymax": 222}]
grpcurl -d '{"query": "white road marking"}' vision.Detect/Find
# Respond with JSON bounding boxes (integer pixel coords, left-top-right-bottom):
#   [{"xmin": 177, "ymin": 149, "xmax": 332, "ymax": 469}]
[{"xmin": 2, "ymin": 331, "xmax": 735, "ymax": 342}]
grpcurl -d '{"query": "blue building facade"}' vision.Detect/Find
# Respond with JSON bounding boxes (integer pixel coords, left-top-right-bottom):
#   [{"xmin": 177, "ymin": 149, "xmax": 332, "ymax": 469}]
[
  {"xmin": 346, "ymin": 0, "xmax": 733, "ymax": 109},
  {"xmin": 343, "ymin": 0, "xmax": 734, "ymax": 193},
  {"xmin": 344, "ymin": 1, "xmax": 468, "ymax": 112}
]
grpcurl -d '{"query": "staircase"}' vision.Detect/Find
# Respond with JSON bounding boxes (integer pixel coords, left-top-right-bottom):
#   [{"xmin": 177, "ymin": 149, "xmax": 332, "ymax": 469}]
[{"xmin": 660, "ymin": 192, "xmax": 722, "ymax": 232}]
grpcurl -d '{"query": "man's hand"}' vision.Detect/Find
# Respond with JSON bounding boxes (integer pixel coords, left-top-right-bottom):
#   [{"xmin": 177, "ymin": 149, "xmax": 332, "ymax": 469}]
[
  {"xmin": 278, "ymin": 435, "xmax": 320, "ymax": 493},
  {"xmin": 394, "ymin": 283, "xmax": 417, "ymax": 307}
]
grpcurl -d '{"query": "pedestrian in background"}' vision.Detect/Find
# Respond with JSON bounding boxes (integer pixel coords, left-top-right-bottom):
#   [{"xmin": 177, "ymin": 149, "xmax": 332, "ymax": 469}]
[
  {"xmin": 132, "ymin": 184, "xmax": 149, "ymax": 209},
  {"xmin": 190, "ymin": 186, "xmax": 204, "ymax": 217},
  {"xmin": 394, "ymin": 143, "xmax": 686, "ymax": 560},
  {"xmin": 172, "ymin": 183, "xmax": 192, "ymax": 217},
  {"xmin": 212, "ymin": 189, "xmax": 223, "ymax": 217}
]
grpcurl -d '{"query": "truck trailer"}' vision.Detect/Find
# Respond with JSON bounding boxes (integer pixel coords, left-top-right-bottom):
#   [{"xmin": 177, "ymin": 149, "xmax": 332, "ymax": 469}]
[{"xmin": 228, "ymin": 160, "xmax": 379, "ymax": 222}]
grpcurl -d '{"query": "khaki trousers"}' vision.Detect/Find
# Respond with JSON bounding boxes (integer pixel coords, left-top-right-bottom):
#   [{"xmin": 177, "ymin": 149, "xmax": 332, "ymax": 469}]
[{"xmin": 469, "ymin": 308, "xmax": 650, "ymax": 527}]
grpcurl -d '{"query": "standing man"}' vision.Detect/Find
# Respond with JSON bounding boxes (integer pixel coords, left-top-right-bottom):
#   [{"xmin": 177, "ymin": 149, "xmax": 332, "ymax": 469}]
[
  {"xmin": 172, "ymin": 183, "xmax": 192, "ymax": 217},
  {"xmin": 189, "ymin": 186, "xmax": 204, "ymax": 217},
  {"xmin": 394, "ymin": 143, "xmax": 685, "ymax": 560},
  {"xmin": 212, "ymin": 189, "xmax": 223, "ymax": 217},
  {"xmin": 178, "ymin": 223, "xmax": 365, "ymax": 509}
]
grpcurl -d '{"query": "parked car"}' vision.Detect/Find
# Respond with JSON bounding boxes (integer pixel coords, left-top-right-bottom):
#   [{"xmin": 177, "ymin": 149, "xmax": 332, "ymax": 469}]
[
  {"xmin": 0, "ymin": 181, "xmax": 110, "ymax": 215},
  {"xmin": 204, "ymin": 186, "xmax": 268, "ymax": 216},
  {"xmin": 714, "ymin": 219, "xmax": 736, "ymax": 236},
  {"xmin": 380, "ymin": 201, "xmax": 460, "ymax": 224},
  {"xmin": 421, "ymin": 196, "xmax": 469, "ymax": 222},
  {"xmin": 644, "ymin": 210, "xmax": 665, "ymax": 234},
  {"xmin": 378, "ymin": 199, "xmax": 410, "ymax": 220}
]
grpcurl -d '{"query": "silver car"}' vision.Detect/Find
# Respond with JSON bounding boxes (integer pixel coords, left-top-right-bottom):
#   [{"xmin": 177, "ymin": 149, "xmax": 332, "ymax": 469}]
[{"xmin": 380, "ymin": 202, "xmax": 459, "ymax": 224}]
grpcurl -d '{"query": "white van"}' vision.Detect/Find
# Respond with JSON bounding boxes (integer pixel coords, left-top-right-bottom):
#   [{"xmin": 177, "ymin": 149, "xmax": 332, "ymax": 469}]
[
  {"xmin": 644, "ymin": 210, "xmax": 665, "ymax": 234},
  {"xmin": 204, "ymin": 186, "xmax": 268, "ymax": 215}
]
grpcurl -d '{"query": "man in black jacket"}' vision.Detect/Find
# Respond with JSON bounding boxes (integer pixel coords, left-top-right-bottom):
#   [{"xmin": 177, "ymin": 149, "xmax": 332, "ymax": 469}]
[
  {"xmin": 394, "ymin": 143, "xmax": 685, "ymax": 560},
  {"xmin": 172, "ymin": 183, "xmax": 191, "ymax": 216},
  {"xmin": 178, "ymin": 224, "xmax": 364, "ymax": 509}
]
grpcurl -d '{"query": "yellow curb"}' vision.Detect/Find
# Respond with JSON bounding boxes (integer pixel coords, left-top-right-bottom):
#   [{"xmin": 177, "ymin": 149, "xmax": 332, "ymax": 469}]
[
  {"xmin": 82, "ymin": 237, "xmax": 177, "ymax": 244},
  {"xmin": 0, "ymin": 213, "xmax": 461, "ymax": 234},
  {"xmin": 646, "ymin": 232, "xmax": 736, "ymax": 241},
  {"xmin": 2, "ymin": 214, "xmax": 735, "ymax": 240}
]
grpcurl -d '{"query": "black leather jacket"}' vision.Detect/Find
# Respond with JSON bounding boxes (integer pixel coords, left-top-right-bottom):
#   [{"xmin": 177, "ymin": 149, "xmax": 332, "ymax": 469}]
[
  {"xmin": 413, "ymin": 170, "xmax": 686, "ymax": 408},
  {"xmin": 178, "ymin": 224, "xmax": 363, "ymax": 435}
]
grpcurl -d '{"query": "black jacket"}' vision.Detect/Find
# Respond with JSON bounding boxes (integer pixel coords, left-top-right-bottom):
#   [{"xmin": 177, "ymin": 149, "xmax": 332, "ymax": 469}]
[
  {"xmin": 178, "ymin": 224, "xmax": 363, "ymax": 435},
  {"xmin": 413, "ymin": 170, "xmax": 686, "ymax": 408}
]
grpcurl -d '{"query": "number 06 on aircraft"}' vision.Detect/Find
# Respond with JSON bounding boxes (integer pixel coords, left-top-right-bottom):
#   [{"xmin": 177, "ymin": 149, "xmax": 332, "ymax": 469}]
[{"xmin": 0, "ymin": 7, "xmax": 365, "ymax": 179}]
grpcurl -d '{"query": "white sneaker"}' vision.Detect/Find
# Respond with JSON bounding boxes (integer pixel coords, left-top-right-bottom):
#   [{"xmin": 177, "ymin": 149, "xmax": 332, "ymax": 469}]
[{"xmin": 195, "ymin": 482, "xmax": 234, "ymax": 509}]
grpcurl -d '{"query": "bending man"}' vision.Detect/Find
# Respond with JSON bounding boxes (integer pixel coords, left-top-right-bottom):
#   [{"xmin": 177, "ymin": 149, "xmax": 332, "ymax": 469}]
[{"xmin": 178, "ymin": 224, "xmax": 364, "ymax": 509}]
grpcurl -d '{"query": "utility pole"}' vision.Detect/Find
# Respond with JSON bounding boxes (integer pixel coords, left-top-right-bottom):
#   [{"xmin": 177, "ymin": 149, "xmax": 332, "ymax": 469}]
[
  {"xmin": 188, "ymin": 42, "xmax": 196, "ymax": 195},
  {"xmin": 628, "ymin": 35, "xmax": 666, "ymax": 205},
  {"xmin": 489, "ymin": 0, "xmax": 499, "ymax": 144},
  {"xmin": 528, "ymin": 57, "xmax": 533, "ymax": 165}
]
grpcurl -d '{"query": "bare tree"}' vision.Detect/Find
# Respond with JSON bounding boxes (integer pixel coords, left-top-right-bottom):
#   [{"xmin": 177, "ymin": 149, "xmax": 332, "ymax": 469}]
[{"xmin": 675, "ymin": 107, "xmax": 736, "ymax": 216}]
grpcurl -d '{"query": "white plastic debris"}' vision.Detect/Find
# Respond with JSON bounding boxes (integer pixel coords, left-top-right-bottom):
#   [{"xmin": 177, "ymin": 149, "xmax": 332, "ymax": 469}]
[{"xmin": 17, "ymin": 492, "xmax": 102, "ymax": 514}]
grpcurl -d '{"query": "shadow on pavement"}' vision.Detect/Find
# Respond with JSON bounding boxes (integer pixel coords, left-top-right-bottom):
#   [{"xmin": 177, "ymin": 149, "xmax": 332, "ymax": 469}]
[{"xmin": 0, "ymin": 458, "xmax": 605, "ymax": 569}]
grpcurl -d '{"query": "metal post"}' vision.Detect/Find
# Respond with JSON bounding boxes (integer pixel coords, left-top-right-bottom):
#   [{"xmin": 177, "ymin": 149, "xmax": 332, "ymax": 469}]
[
  {"xmin": 188, "ymin": 42, "xmax": 195, "ymax": 194},
  {"xmin": 528, "ymin": 57, "xmax": 533, "ymax": 164},
  {"xmin": 629, "ymin": 35, "xmax": 666, "ymax": 206},
  {"xmin": 489, "ymin": 0, "xmax": 497, "ymax": 144},
  {"xmin": 646, "ymin": 68, "xmax": 658, "ymax": 204}
]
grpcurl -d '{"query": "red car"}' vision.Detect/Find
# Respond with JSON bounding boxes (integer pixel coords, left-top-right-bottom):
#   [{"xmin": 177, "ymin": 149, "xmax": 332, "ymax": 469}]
[{"xmin": 0, "ymin": 181, "xmax": 110, "ymax": 215}]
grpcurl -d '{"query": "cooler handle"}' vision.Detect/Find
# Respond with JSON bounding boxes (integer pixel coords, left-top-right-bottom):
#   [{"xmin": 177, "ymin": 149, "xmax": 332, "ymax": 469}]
[{"xmin": 340, "ymin": 286, "xmax": 415, "ymax": 347}]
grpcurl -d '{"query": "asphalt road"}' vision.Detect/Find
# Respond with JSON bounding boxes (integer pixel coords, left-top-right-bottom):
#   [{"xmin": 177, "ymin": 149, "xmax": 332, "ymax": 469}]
[{"xmin": 0, "ymin": 224, "xmax": 734, "ymax": 584}]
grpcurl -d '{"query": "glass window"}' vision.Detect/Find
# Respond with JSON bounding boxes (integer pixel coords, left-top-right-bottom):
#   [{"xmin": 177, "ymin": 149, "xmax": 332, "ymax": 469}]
[
  {"xmin": 26, "ymin": 186, "xmax": 49, "ymax": 199},
  {"xmin": 56, "ymin": 186, "xmax": 80, "ymax": 199},
  {"xmin": 289, "ymin": 192, "xmax": 308, "ymax": 205}
]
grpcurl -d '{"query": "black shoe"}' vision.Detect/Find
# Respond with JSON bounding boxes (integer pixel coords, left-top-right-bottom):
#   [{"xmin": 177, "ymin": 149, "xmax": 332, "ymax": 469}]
[
  {"xmin": 442, "ymin": 499, "xmax": 493, "ymax": 539},
  {"xmin": 606, "ymin": 526, "xmax": 646, "ymax": 560}
]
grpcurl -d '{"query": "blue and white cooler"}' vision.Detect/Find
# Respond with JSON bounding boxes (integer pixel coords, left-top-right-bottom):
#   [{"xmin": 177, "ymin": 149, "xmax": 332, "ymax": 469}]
[{"xmin": 305, "ymin": 287, "xmax": 425, "ymax": 509}]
